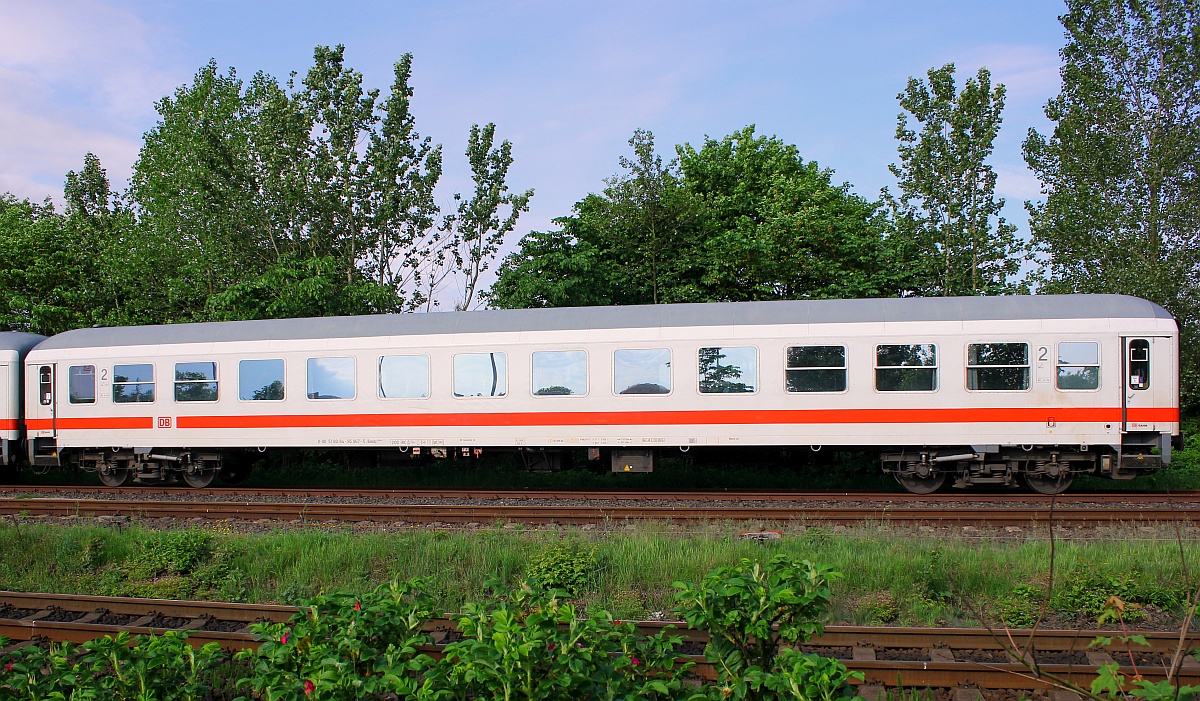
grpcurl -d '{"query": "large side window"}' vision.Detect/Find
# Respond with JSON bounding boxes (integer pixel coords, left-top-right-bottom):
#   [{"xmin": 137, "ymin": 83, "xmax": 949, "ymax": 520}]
[
  {"xmin": 113, "ymin": 363, "xmax": 155, "ymax": 403},
  {"xmin": 1057, "ymin": 341, "xmax": 1100, "ymax": 390},
  {"xmin": 240, "ymin": 359, "xmax": 285, "ymax": 401},
  {"xmin": 68, "ymin": 365, "xmax": 96, "ymax": 404},
  {"xmin": 876, "ymin": 344, "xmax": 937, "ymax": 392},
  {"xmin": 786, "ymin": 346, "xmax": 846, "ymax": 393},
  {"xmin": 175, "ymin": 362, "xmax": 218, "ymax": 402},
  {"xmin": 967, "ymin": 343, "xmax": 1029, "ymax": 391},
  {"xmin": 307, "ymin": 357, "xmax": 355, "ymax": 400},
  {"xmin": 699, "ymin": 346, "xmax": 757, "ymax": 394},
  {"xmin": 532, "ymin": 350, "xmax": 587, "ymax": 396},
  {"xmin": 614, "ymin": 349, "xmax": 671, "ymax": 395},
  {"xmin": 1129, "ymin": 339, "xmax": 1150, "ymax": 390},
  {"xmin": 379, "ymin": 355, "xmax": 430, "ymax": 399},
  {"xmin": 454, "ymin": 352, "xmax": 507, "ymax": 397}
]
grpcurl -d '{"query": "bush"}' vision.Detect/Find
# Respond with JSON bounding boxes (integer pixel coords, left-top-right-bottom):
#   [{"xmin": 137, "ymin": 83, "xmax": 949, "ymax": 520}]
[{"xmin": 525, "ymin": 542, "xmax": 598, "ymax": 595}]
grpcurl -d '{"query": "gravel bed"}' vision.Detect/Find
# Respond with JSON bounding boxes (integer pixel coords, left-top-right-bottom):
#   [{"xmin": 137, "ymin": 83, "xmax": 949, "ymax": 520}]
[
  {"xmin": 38, "ymin": 607, "xmax": 89, "ymax": 623},
  {"xmin": 875, "ymin": 647, "xmax": 928, "ymax": 661},
  {"xmin": 0, "ymin": 606, "xmax": 42, "ymax": 620}
]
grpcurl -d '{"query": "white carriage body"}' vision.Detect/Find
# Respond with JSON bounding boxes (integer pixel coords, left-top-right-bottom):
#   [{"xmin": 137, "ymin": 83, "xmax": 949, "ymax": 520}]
[{"xmin": 22, "ymin": 295, "xmax": 1179, "ymax": 459}]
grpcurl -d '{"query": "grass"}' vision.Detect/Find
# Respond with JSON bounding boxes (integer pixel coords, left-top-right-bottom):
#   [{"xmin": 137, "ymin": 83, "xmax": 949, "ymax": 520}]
[{"xmin": 1, "ymin": 520, "xmax": 1196, "ymax": 629}]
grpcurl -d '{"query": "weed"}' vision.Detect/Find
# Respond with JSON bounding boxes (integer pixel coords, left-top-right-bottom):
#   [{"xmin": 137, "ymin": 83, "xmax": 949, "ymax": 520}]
[{"xmin": 526, "ymin": 541, "xmax": 598, "ymax": 595}]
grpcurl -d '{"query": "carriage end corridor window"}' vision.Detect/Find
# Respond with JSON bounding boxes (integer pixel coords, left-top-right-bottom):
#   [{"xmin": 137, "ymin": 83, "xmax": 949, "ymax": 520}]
[
  {"xmin": 240, "ymin": 359, "xmax": 285, "ymax": 401},
  {"xmin": 876, "ymin": 344, "xmax": 937, "ymax": 392},
  {"xmin": 113, "ymin": 363, "xmax": 155, "ymax": 403},
  {"xmin": 967, "ymin": 343, "xmax": 1029, "ymax": 391},
  {"xmin": 308, "ymin": 357, "xmax": 356, "ymax": 399},
  {"xmin": 786, "ymin": 346, "xmax": 846, "ymax": 393},
  {"xmin": 1057, "ymin": 341, "xmax": 1100, "ymax": 390},
  {"xmin": 379, "ymin": 355, "xmax": 430, "ymax": 399},
  {"xmin": 454, "ymin": 352, "xmax": 507, "ymax": 397},
  {"xmin": 68, "ymin": 365, "xmax": 96, "ymax": 404},
  {"xmin": 532, "ymin": 350, "xmax": 587, "ymax": 396},
  {"xmin": 614, "ymin": 349, "xmax": 671, "ymax": 395},
  {"xmin": 175, "ymin": 362, "xmax": 218, "ymax": 402},
  {"xmin": 699, "ymin": 346, "xmax": 757, "ymax": 394}
]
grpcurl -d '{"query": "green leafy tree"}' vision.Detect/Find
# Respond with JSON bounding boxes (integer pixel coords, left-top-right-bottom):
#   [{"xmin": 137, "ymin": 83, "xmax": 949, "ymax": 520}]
[
  {"xmin": 883, "ymin": 64, "xmax": 1022, "ymax": 296},
  {"xmin": 1023, "ymin": 0, "xmax": 1200, "ymax": 407}
]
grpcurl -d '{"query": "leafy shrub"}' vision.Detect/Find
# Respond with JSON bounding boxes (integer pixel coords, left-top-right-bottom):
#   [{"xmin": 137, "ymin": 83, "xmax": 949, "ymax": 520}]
[
  {"xmin": 853, "ymin": 592, "xmax": 898, "ymax": 625},
  {"xmin": 996, "ymin": 582, "xmax": 1043, "ymax": 629},
  {"xmin": 1051, "ymin": 568, "xmax": 1182, "ymax": 622},
  {"xmin": 525, "ymin": 542, "xmax": 598, "ymax": 595},
  {"xmin": 130, "ymin": 529, "xmax": 214, "ymax": 577}
]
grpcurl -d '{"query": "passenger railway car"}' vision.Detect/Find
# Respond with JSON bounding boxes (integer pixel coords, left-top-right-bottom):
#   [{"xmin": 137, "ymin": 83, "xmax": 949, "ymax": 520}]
[
  {"xmin": 2, "ymin": 332, "xmax": 45, "ymax": 466},
  {"xmin": 10, "ymin": 294, "xmax": 1182, "ymax": 493}
]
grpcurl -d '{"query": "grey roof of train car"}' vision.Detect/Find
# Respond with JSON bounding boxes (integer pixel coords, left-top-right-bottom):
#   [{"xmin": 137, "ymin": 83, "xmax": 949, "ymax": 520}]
[
  {"xmin": 0, "ymin": 332, "xmax": 48, "ymax": 355},
  {"xmin": 32, "ymin": 295, "xmax": 1172, "ymax": 350}
]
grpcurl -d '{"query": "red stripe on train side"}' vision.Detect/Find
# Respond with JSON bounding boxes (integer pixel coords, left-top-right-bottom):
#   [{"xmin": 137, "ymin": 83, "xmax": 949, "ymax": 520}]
[
  {"xmin": 0, "ymin": 419, "xmax": 17, "ymax": 431},
  {"xmin": 1126, "ymin": 407, "xmax": 1180, "ymax": 422},
  {"xmin": 25, "ymin": 417, "xmax": 154, "ymax": 431}
]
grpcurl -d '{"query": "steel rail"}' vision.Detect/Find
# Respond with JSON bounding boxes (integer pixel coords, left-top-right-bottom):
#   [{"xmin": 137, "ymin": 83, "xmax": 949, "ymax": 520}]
[
  {"xmin": 2, "ymin": 592, "xmax": 1198, "ymax": 690},
  {"xmin": 0, "ymin": 496, "xmax": 1196, "ymax": 526}
]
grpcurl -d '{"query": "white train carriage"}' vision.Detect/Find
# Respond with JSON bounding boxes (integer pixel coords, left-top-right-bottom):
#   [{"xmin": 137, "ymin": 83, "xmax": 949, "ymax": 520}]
[
  {"xmin": 22, "ymin": 294, "xmax": 1179, "ymax": 493},
  {"xmin": 1, "ymin": 332, "xmax": 46, "ymax": 466}
]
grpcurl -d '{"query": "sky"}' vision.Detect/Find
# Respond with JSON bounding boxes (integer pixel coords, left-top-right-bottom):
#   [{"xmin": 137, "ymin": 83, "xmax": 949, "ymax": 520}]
[{"xmin": 0, "ymin": 0, "xmax": 1067, "ymax": 267}]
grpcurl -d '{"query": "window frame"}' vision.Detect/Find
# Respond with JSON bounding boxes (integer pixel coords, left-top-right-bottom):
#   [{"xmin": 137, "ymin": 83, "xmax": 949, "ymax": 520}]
[
  {"xmin": 874, "ymin": 343, "xmax": 939, "ymax": 393},
  {"xmin": 173, "ymin": 361, "xmax": 219, "ymax": 403},
  {"xmin": 531, "ymin": 349, "xmax": 590, "ymax": 398},
  {"xmin": 112, "ymin": 363, "xmax": 156, "ymax": 404},
  {"xmin": 612, "ymin": 348, "xmax": 673, "ymax": 397},
  {"xmin": 68, "ymin": 365, "xmax": 97, "ymax": 405},
  {"xmin": 238, "ymin": 358, "xmax": 287, "ymax": 402},
  {"xmin": 452, "ymin": 351, "xmax": 509, "ymax": 399},
  {"xmin": 306, "ymin": 356, "xmax": 357, "ymax": 401},
  {"xmin": 697, "ymin": 345, "xmax": 760, "ymax": 395},
  {"xmin": 1054, "ymin": 340, "xmax": 1102, "ymax": 392},
  {"xmin": 377, "ymin": 354, "xmax": 432, "ymax": 400},
  {"xmin": 1128, "ymin": 339, "xmax": 1150, "ymax": 391},
  {"xmin": 785, "ymin": 345, "xmax": 848, "ymax": 394},
  {"xmin": 964, "ymin": 342, "xmax": 1031, "ymax": 393}
]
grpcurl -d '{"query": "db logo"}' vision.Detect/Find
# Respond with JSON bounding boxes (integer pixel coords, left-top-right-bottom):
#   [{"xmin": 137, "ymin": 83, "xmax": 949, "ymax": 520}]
[{"xmin": 157, "ymin": 417, "xmax": 173, "ymax": 429}]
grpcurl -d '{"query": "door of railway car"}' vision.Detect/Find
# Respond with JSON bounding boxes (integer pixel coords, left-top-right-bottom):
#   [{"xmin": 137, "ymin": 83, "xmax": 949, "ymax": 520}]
[{"xmin": 1121, "ymin": 336, "xmax": 1173, "ymax": 434}]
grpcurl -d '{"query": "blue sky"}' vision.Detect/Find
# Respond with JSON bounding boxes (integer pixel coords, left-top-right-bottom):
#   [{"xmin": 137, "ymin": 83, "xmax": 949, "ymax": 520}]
[{"xmin": 1, "ymin": 1, "xmax": 1066, "ymax": 253}]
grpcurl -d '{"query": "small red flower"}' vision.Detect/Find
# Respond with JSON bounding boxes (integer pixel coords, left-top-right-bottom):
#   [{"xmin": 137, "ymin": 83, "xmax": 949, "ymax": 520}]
[
  {"xmin": 614, "ymin": 620, "xmax": 622, "ymax": 625},
  {"xmin": 280, "ymin": 631, "xmax": 289, "ymax": 645},
  {"xmin": 354, "ymin": 601, "xmax": 361, "ymax": 611},
  {"xmin": 4, "ymin": 662, "xmax": 12, "ymax": 672},
  {"xmin": 304, "ymin": 679, "xmax": 315, "ymax": 695},
  {"xmin": 632, "ymin": 657, "xmax": 640, "ymax": 667},
  {"xmin": 546, "ymin": 643, "xmax": 557, "ymax": 652}
]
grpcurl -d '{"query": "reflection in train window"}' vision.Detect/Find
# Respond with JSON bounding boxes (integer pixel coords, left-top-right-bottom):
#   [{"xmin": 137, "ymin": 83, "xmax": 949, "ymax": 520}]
[
  {"xmin": 307, "ymin": 357, "xmax": 356, "ymax": 400},
  {"xmin": 876, "ymin": 344, "xmax": 937, "ymax": 392},
  {"xmin": 786, "ymin": 346, "xmax": 846, "ymax": 393},
  {"xmin": 68, "ymin": 365, "xmax": 96, "ymax": 404},
  {"xmin": 699, "ymin": 346, "xmax": 757, "ymax": 394},
  {"xmin": 614, "ymin": 349, "xmax": 671, "ymax": 395},
  {"xmin": 1129, "ymin": 339, "xmax": 1150, "ymax": 390},
  {"xmin": 379, "ymin": 355, "xmax": 430, "ymax": 399},
  {"xmin": 175, "ymin": 362, "xmax": 218, "ymax": 402},
  {"xmin": 967, "ymin": 343, "xmax": 1029, "ymax": 391},
  {"xmin": 113, "ymin": 363, "xmax": 155, "ymax": 403},
  {"xmin": 240, "ymin": 359, "xmax": 285, "ymax": 401},
  {"xmin": 454, "ymin": 352, "xmax": 507, "ymax": 397},
  {"xmin": 1057, "ymin": 341, "xmax": 1100, "ymax": 390},
  {"xmin": 532, "ymin": 350, "xmax": 587, "ymax": 396}
]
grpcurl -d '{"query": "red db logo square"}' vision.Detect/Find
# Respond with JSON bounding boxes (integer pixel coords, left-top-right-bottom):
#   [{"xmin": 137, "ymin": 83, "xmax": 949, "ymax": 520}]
[{"xmin": 157, "ymin": 417, "xmax": 172, "ymax": 429}]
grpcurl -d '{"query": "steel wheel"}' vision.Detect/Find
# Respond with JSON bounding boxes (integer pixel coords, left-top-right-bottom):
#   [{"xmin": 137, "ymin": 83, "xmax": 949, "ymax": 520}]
[
  {"xmin": 98, "ymin": 468, "xmax": 131, "ymax": 487},
  {"xmin": 894, "ymin": 471, "xmax": 946, "ymax": 494},
  {"xmin": 182, "ymin": 469, "xmax": 217, "ymax": 488},
  {"xmin": 1021, "ymin": 471, "xmax": 1073, "ymax": 495}
]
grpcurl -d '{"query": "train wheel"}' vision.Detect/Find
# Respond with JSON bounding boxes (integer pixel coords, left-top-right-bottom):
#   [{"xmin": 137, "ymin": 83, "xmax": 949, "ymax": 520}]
[
  {"xmin": 894, "ymin": 471, "xmax": 946, "ymax": 494},
  {"xmin": 1021, "ymin": 472, "xmax": 1073, "ymax": 495},
  {"xmin": 98, "ymin": 468, "xmax": 131, "ymax": 487},
  {"xmin": 182, "ymin": 469, "xmax": 217, "ymax": 488}
]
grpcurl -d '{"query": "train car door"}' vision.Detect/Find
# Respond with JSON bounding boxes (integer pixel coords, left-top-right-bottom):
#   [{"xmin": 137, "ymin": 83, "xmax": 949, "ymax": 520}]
[
  {"xmin": 37, "ymin": 363, "xmax": 56, "ymax": 438},
  {"xmin": 1121, "ymin": 337, "xmax": 1171, "ymax": 433}
]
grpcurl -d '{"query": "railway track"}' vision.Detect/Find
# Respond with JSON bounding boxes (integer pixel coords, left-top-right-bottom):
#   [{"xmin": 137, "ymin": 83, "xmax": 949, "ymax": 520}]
[
  {"xmin": 2, "ymin": 591, "xmax": 1198, "ymax": 692},
  {"xmin": 0, "ymin": 486, "xmax": 1197, "ymax": 527}
]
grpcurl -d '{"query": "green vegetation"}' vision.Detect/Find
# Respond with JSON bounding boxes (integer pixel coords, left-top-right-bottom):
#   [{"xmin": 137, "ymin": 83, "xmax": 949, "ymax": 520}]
[{"xmin": 1, "ymin": 522, "xmax": 1197, "ymax": 628}]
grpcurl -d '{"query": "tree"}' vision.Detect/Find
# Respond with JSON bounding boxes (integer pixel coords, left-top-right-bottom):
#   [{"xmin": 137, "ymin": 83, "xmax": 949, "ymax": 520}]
[
  {"xmin": 883, "ymin": 64, "xmax": 1022, "ymax": 296},
  {"xmin": 1023, "ymin": 0, "xmax": 1200, "ymax": 407}
]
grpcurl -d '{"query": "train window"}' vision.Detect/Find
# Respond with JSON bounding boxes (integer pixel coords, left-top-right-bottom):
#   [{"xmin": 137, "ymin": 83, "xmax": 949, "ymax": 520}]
[
  {"xmin": 1129, "ymin": 339, "xmax": 1150, "ymax": 390},
  {"xmin": 307, "ymin": 357, "xmax": 356, "ymax": 400},
  {"xmin": 699, "ymin": 346, "xmax": 757, "ymax": 394},
  {"xmin": 175, "ymin": 362, "xmax": 218, "ymax": 402},
  {"xmin": 614, "ymin": 349, "xmax": 671, "ymax": 395},
  {"xmin": 1056, "ymin": 342, "xmax": 1100, "ymax": 390},
  {"xmin": 967, "ymin": 343, "xmax": 1030, "ymax": 391},
  {"xmin": 532, "ymin": 350, "xmax": 587, "ymax": 396},
  {"xmin": 379, "ymin": 355, "xmax": 430, "ymax": 399},
  {"xmin": 68, "ymin": 365, "xmax": 96, "ymax": 404},
  {"xmin": 239, "ymin": 359, "xmax": 285, "ymax": 401},
  {"xmin": 786, "ymin": 346, "xmax": 846, "ymax": 393},
  {"xmin": 113, "ymin": 363, "xmax": 155, "ymax": 403},
  {"xmin": 876, "ymin": 344, "xmax": 937, "ymax": 392},
  {"xmin": 454, "ymin": 352, "xmax": 507, "ymax": 397}
]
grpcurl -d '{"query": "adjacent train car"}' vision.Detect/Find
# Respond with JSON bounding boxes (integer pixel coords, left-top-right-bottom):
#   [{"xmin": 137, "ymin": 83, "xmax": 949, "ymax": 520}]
[
  {"xmin": 2, "ymin": 332, "xmax": 46, "ymax": 466},
  {"xmin": 20, "ymin": 294, "xmax": 1180, "ymax": 493}
]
